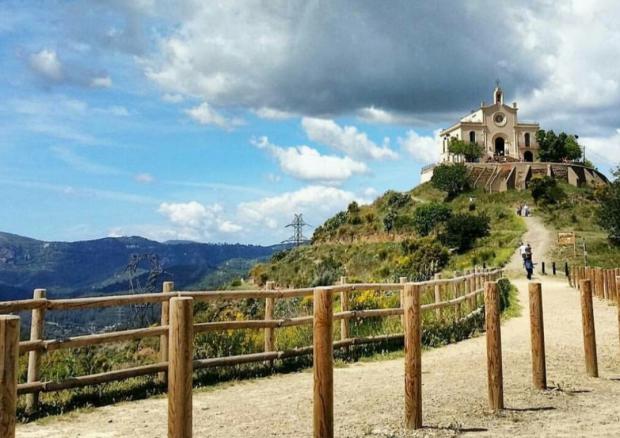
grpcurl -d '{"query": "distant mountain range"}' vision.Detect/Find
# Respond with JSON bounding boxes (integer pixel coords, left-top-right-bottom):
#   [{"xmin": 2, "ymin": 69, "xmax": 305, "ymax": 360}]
[{"xmin": 0, "ymin": 232, "xmax": 282, "ymax": 300}]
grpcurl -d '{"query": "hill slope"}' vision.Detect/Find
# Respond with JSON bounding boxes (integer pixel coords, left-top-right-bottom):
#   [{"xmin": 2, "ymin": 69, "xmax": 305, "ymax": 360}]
[
  {"xmin": 251, "ymin": 183, "xmax": 527, "ymax": 287},
  {"xmin": 0, "ymin": 232, "xmax": 278, "ymax": 299}
]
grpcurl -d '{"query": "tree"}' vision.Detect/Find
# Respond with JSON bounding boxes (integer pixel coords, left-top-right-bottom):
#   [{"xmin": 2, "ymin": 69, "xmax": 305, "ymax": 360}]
[
  {"xmin": 347, "ymin": 201, "xmax": 360, "ymax": 214},
  {"xmin": 536, "ymin": 129, "xmax": 582, "ymax": 162},
  {"xmin": 529, "ymin": 176, "xmax": 566, "ymax": 205},
  {"xmin": 440, "ymin": 213, "xmax": 490, "ymax": 252},
  {"xmin": 431, "ymin": 163, "xmax": 470, "ymax": 199},
  {"xmin": 596, "ymin": 168, "xmax": 620, "ymax": 242},
  {"xmin": 382, "ymin": 191, "xmax": 411, "ymax": 209},
  {"xmin": 383, "ymin": 209, "xmax": 396, "ymax": 234},
  {"xmin": 447, "ymin": 138, "xmax": 484, "ymax": 162},
  {"xmin": 412, "ymin": 203, "xmax": 452, "ymax": 236}
]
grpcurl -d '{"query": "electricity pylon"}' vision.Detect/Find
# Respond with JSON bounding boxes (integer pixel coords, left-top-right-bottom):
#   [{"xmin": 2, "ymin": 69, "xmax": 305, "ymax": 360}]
[{"xmin": 283, "ymin": 213, "xmax": 310, "ymax": 247}]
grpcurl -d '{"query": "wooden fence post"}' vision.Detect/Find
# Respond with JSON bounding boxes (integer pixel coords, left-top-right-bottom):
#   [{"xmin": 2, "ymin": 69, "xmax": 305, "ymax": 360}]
[
  {"xmin": 455, "ymin": 276, "xmax": 462, "ymax": 321},
  {"xmin": 433, "ymin": 274, "xmax": 442, "ymax": 321},
  {"xmin": 579, "ymin": 279, "xmax": 598, "ymax": 378},
  {"xmin": 313, "ymin": 287, "xmax": 333, "ymax": 438},
  {"xmin": 528, "ymin": 283, "xmax": 546, "ymax": 390},
  {"xmin": 596, "ymin": 268, "xmax": 604, "ymax": 299},
  {"xmin": 400, "ymin": 277, "xmax": 407, "ymax": 327},
  {"xmin": 485, "ymin": 281, "xmax": 504, "ymax": 411},
  {"xmin": 0, "ymin": 315, "xmax": 20, "ymax": 438},
  {"xmin": 167, "ymin": 297, "xmax": 194, "ymax": 438},
  {"xmin": 340, "ymin": 277, "xmax": 349, "ymax": 341},
  {"xmin": 26, "ymin": 288, "xmax": 46, "ymax": 413},
  {"xmin": 616, "ymin": 269, "xmax": 620, "ymax": 302},
  {"xmin": 265, "ymin": 281, "xmax": 276, "ymax": 353},
  {"xmin": 159, "ymin": 281, "xmax": 174, "ymax": 384},
  {"xmin": 404, "ymin": 283, "xmax": 422, "ymax": 429},
  {"xmin": 616, "ymin": 276, "xmax": 620, "ymax": 352},
  {"xmin": 552, "ymin": 262, "xmax": 556, "ymax": 275}
]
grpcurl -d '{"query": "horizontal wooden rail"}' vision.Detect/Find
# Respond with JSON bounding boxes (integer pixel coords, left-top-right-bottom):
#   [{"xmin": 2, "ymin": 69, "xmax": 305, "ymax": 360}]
[
  {"xmin": 17, "ymin": 362, "xmax": 168, "ymax": 395},
  {"xmin": 19, "ymin": 326, "xmax": 168, "ymax": 353},
  {"xmin": 5, "ymin": 268, "xmax": 502, "ymax": 411},
  {"xmin": 15, "ymin": 334, "xmax": 413, "ymax": 395},
  {"xmin": 1, "ymin": 269, "xmax": 503, "ymax": 314}
]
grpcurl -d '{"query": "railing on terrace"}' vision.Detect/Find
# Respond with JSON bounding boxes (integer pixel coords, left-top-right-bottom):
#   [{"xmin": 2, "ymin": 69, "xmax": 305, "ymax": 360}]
[{"xmin": 0, "ymin": 268, "xmax": 503, "ymax": 437}]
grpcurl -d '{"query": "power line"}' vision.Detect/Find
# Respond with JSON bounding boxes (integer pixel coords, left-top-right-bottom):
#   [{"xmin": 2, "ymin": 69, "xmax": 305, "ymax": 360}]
[{"xmin": 282, "ymin": 213, "xmax": 311, "ymax": 247}]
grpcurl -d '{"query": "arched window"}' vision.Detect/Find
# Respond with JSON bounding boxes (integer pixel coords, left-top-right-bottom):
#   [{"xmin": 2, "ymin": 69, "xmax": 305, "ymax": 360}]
[
  {"xmin": 469, "ymin": 131, "xmax": 476, "ymax": 143},
  {"xmin": 525, "ymin": 132, "xmax": 530, "ymax": 147}
]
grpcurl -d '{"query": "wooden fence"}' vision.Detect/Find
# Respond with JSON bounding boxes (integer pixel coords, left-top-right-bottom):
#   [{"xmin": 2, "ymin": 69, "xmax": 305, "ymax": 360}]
[
  {"xmin": 568, "ymin": 265, "xmax": 620, "ymax": 302},
  {"xmin": 0, "ymin": 268, "xmax": 502, "ymax": 437}
]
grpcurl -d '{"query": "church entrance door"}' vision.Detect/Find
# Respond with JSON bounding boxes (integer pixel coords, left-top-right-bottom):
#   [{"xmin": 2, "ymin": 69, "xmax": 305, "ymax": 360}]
[
  {"xmin": 494, "ymin": 137, "xmax": 505, "ymax": 156},
  {"xmin": 524, "ymin": 151, "xmax": 533, "ymax": 162}
]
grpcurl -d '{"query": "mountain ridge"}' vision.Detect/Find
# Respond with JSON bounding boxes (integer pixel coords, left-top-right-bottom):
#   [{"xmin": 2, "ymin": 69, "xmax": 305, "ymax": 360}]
[{"xmin": 0, "ymin": 231, "xmax": 281, "ymax": 300}]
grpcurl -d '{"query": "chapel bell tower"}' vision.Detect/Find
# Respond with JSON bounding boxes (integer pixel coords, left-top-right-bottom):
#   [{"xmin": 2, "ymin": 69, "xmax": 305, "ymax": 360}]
[{"xmin": 494, "ymin": 81, "xmax": 504, "ymax": 105}]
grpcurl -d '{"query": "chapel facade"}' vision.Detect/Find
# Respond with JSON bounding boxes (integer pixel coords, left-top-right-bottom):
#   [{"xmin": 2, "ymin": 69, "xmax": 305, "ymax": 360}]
[{"xmin": 439, "ymin": 85, "xmax": 540, "ymax": 163}]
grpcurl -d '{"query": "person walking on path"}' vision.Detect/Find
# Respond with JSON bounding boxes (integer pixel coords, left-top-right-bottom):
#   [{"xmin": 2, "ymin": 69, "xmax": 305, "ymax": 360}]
[
  {"xmin": 524, "ymin": 256, "xmax": 534, "ymax": 280},
  {"xmin": 523, "ymin": 243, "xmax": 534, "ymax": 279},
  {"xmin": 519, "ymin": 242, "xmax": 528, "ymax": 266}
]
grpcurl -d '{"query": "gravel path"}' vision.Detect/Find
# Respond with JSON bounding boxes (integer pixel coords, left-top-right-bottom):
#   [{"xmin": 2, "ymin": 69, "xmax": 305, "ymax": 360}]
[{"xmin": 18, "ymin": 218, "xmax": 620, "ymax": 437}]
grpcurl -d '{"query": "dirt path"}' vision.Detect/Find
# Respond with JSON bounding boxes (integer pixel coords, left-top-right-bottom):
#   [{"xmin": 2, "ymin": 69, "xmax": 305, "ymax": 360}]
[
  {"xmin": 18, "ymin": 220, "xmax": 620, "ymax": 437},
  {"xmin": 505, "ymin": 215, "xmax": 553, "ymax": 276}
]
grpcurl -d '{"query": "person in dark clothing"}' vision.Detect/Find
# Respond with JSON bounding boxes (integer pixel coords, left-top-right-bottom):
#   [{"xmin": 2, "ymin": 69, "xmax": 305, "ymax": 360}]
[{"xmin": 524, "ymin": 256, "xmax": 534, "ymax": 280}]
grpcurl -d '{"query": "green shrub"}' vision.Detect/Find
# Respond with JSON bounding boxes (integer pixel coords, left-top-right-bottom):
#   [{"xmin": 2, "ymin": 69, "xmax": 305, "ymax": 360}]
[
  {"xmin": 412, "ymin": 202, "xmax": 452, "ymax": 236},
  {"xmin": 383, "ymin": 191, "xmax": 411, "ymax": 209},
  {"xmin": 397, "ymin": 238, "xmax": 450, "ymax": 280},
  {"xmin": 431, "ymin": 163, "xmax": 470, "ymax": 199},
  {"xmin": 440, "ymin": 213, "xmax": 490, "ymax": 252},
  {"xmin": 529, "ymin": 176, "xmax": 566, "ymax": 205}
]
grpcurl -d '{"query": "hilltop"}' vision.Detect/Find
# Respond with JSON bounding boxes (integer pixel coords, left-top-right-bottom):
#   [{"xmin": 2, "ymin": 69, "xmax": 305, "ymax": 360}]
[{"xmin": 0, "ymin": 232, "xmax": 280, "ymax": 300}]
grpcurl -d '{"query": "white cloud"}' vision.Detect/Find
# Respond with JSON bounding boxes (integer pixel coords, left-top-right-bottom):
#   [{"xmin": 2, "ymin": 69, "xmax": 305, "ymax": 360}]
[
  {"xmin": 50, "ymin": 146, "xmax": 120, "ymax": 175},
  {"xmin": 580, "ymin": 128, "xmax": 620, "ymax": 169},
  {"xmin": 253, "ymin": 107, "xmax": 296, "ymax": 120},
  {"xmin": 135, "ymin": 173, "xmax": 154, "ymax": 184},
  {"xmin": 266, "ymin": 173, "xmax": 281, "ymax": 183},
  {"xmin": 107, "ymin": 227, "xmax": 124, "ymax": 238},
  {"xmin": 91, "ymin": 76, "xmax": 112, "ymax": 88},
  {"xmin": 302, "ymin": 117, "xmax": 397, "ymax": 160},
  {"xmin": 357, "ymin": 106, "xmax": 424, "ymax": 126},
  {"xmin": 512, "ymin": 1, "xmax": 620, "ymax": 135},
  {"xmin": 252, "ymin": 136, "xmax": 368, "ymax": 184},
  {"xmin": 185, "ymin": 102, "xmax": 244, "ymax": 130},
  {"xmin": 29, "ymin": 49, "xmax": 62, "ymax": 81},
  {"xmin": 363, "ymin": 187, "xmax": 378, "ymax": 198},
  {"xmin": 162, "ymin": 93, "xmax": 184, "ymax": 103},
  {"xmin": 238, "ymin": 185, "xmax": 369, "ymax": 231},
  {"xmin": 398, "ymin": 129, "xmax": 441, "ymax": 164},
  {"xmin": 158, "ymin": 201, "xmax": 243, "ymax": 240}
]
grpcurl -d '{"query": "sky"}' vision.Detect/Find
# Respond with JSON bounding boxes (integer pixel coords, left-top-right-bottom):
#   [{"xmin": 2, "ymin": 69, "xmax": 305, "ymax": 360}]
[{"xmin": 1, "ymin": 0, "xmax": 620, "ymax": 245}]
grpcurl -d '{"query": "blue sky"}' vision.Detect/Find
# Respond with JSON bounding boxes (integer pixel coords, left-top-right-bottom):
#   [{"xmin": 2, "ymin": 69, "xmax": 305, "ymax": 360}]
[{"xmin": 1, "ymin": 1, "xmax": 619, "ymax": 245}]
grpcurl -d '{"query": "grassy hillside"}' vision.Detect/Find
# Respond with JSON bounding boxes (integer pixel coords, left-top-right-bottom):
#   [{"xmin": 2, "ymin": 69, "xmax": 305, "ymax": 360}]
[
  {"xmin": 534, "ymin": 183, "xmax": 620, "ymax": 267},
  {"xmin": 251, "ymin": 183, "xmax": 527, "ymax": 286}
]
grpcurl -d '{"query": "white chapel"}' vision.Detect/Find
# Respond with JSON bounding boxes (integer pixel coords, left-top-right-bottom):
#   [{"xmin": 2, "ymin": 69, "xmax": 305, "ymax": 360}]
[{"xmin": 439, "ymin": 85, "xmax": 540, "ymax": 163}]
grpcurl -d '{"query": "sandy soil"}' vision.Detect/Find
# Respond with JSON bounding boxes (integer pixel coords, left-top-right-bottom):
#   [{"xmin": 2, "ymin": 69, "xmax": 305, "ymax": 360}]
[{"xmin": 18, "ymin": 218, "xmax": 620, "ymax": 437}]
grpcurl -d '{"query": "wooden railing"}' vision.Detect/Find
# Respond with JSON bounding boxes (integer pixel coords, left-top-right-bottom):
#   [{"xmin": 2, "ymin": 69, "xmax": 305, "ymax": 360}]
[
  {"xmin": 568, "ymin": 266, "xmax": 620, "ymax": 302},
  {"xmin": 0, "ymin": 268, "xmax": 502, "ymax": 437}
]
